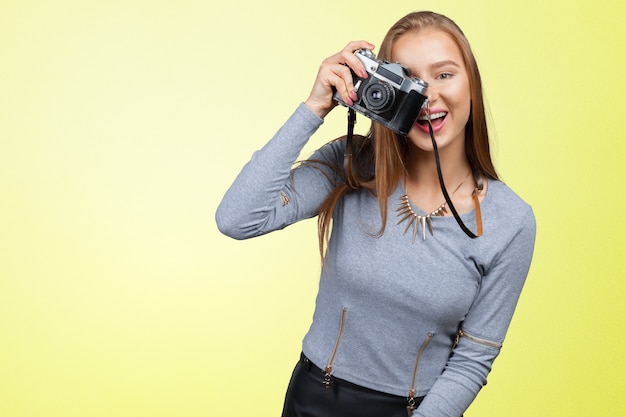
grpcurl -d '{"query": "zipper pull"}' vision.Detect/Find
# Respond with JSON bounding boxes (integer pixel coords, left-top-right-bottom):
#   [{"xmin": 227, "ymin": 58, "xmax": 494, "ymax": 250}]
[
  {"xmin": 323, "ymin": 366, "xmax": 333, "ymax": 399},
  {"xmin": 323, "ymin": 366, "xmax": 332, "ymax": 389},
  {"xmin": 406, "ymin": 389, "xmax": 416, "ymax": 416}
]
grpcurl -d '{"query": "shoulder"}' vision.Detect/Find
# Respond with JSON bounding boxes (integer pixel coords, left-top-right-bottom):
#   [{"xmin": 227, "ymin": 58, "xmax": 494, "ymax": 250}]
[
  {"xmin": 482, "ymin": 180, "xmax": 536, "ymax": 236},
  {"xmin": 485, "ymin": 180, "xmax": 533, "ymax": 216},
  {"xmin": 475, "ymin": 180, "xmax": 536, "ymax": 276}
]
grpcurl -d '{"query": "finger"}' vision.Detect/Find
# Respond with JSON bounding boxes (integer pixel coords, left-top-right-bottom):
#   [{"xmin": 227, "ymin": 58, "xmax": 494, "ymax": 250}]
[
  {"xmin": 335, "ymin": 64, "xmax": 359, "ymax": 101},
  {"xmin": 339, "ymin": 41, "xmax": 375, "ymax": 78},
  {"xmin": 324, "ymin": 41, "xmax": 375, "ymax": 65},
  {"xmin": 342, "ymin": 40, "xmax": 376, "ymax": 54},
  {"xmin": 305, "ymin": 41, "xmax": 375, "ymax": 116},
  {"xmin": 325, "ymin": 61, "xmax": 356, "ymax": 91},
  {"xmin": 326, "ymin": 66, "xmax": 357, "ymax": 105},
  {"xmin": 306, "ymin": 62, "xmax": 354, "ymax": 112}
]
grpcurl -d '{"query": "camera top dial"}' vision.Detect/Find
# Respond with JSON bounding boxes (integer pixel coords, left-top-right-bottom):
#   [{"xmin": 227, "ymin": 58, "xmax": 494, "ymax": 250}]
[{"xmin": 357, "ymin": 48, "xmax": 376, "ymax": 59}]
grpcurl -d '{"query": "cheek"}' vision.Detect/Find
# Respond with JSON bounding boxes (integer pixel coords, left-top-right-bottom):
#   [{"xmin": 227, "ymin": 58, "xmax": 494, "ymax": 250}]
[{"xmin": 451, "ymin": 81, "xmax": 472, "ymax": 121}]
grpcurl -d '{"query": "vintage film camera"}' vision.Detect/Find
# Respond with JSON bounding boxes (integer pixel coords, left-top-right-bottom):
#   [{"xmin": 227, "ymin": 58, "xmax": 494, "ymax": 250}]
[{"xmin": 333, "ymin": 49, "xmax": 429, "ymax": 136}]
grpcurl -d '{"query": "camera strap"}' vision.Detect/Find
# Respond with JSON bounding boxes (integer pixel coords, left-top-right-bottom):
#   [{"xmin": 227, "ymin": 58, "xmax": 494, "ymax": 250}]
[
  {"xmin": 343, "ymin": 108, "xmax": 359, "ymax": 189},
  {"xmin": 427, "ymin": 119, "xmax": 483, "ymax": 239}
]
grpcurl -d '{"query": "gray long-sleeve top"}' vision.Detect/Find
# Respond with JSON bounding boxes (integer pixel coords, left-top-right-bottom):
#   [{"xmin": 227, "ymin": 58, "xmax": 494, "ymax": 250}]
[{"xmin": 216, "ymin": 103, "xmax": 536, "ymax": 417}]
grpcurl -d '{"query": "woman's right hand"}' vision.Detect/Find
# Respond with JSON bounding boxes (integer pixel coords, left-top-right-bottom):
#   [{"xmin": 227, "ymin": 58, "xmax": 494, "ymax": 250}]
[{"xmin": 304, "ymin": 40, "xmax": 376, "ymax": 119}]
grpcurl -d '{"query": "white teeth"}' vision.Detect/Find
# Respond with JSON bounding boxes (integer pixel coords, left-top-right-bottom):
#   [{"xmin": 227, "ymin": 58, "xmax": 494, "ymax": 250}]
[{"xmin": 418, "ymin": 112, "xmax": 447, "ymax": 121}]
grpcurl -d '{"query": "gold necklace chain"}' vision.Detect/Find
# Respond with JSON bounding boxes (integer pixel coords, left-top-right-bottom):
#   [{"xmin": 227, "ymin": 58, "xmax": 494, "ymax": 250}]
[{"xmin": 396, "ymin": 170, "xmax": 470, "ymax": 242}]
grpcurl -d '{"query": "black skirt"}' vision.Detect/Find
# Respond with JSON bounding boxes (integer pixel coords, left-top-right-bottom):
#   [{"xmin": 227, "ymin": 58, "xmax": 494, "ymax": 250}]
[{"xmin": 281, "ymin": 353, "xmax": 424, "ymax": 417}]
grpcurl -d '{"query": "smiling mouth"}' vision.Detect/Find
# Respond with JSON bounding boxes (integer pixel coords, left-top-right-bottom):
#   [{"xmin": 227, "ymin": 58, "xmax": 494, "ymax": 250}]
[{"xmin": 416, "ymin": 111, "xmax": 447, "ymax": 127}]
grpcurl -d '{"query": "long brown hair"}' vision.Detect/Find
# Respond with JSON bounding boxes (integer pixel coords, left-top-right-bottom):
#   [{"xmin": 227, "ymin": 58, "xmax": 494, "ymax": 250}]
[{"xmin": 316, "ymin": 11, "xmax": 498, "ymax": 259}]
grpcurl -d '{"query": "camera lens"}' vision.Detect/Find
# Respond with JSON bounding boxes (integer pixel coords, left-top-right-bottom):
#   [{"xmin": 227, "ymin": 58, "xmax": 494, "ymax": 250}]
[{"xmin": 362, "ymin": 81, "xmax": 394, "ymax": 112}]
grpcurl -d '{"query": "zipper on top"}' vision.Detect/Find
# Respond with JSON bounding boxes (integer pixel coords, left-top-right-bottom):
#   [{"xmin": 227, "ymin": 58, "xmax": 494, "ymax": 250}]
[
  {"xmin": 407, "ymin": 332, "xmax": 435, "ymax": 414},
  {"xmin": 455, "ymin": 328, "xmax": 502, "ymax": 349},
  {"xmin": 323, "ymin": 307, "xmax": 348, "ymax": 388}
]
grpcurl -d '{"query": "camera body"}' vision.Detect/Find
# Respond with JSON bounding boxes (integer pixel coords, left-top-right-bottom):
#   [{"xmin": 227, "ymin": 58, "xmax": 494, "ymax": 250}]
[{"xmin": 333, "ymin": 49, "xmax": 429, "ymax": 136}]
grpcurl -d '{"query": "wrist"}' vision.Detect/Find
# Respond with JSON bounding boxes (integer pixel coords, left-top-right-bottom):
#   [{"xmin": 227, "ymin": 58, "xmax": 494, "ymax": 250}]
[{"xmin": 304, "ymin": 99, "xmax": 334, "ymax": 119}]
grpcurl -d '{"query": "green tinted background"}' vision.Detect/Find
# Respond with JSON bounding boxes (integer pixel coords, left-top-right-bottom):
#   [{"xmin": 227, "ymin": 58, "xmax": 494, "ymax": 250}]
[{"xmin": 1, "ymin": 1, "xmax": 624, "ymax": 416}]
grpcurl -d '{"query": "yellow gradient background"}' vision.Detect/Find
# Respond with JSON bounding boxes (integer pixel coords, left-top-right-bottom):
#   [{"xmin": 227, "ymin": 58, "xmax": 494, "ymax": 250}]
[{"xmin": 1, "ymin": 1, "xmax": 624, "ymax": 416}]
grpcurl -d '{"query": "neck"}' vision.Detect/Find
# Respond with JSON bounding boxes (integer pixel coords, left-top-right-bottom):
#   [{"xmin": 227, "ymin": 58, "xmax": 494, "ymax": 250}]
[{"xmin": 405, "ymin": 143, "xmax": 471, "ymax": 192}]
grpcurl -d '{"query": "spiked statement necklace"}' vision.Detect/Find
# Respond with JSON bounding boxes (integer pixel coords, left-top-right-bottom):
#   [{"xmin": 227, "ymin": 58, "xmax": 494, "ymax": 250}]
[{"xmin": 396, "ymin": 171, "xmax": 470, "ymax": 242}]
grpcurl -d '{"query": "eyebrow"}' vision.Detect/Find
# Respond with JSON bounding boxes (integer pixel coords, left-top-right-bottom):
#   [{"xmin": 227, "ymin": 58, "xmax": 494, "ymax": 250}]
[{"xmin": 429, "ymin": 60, "xmax": 462, "ymax": 70}]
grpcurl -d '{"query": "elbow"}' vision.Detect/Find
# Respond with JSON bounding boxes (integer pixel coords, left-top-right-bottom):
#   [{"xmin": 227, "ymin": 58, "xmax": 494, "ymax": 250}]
[
  {"xmin": 215, "ymin": 219, "xmax": 241, "ymax": 240},
  {"xmin": 215, "ymin": 202, "xmax": 268, "ymax": 240},
  {"xmin": 215, "ymin": 204, "xmax": 248, "ymax": 240},
  {"xmin": 215, "ymin": 198, "xmax": 278, "ymax": 240}
]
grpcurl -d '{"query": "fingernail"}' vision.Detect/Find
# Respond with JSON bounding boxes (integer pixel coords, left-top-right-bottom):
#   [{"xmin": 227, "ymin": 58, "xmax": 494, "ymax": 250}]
[{"xmin": 350, "ymin": 91, "xmax": 358, "ymax": 101}]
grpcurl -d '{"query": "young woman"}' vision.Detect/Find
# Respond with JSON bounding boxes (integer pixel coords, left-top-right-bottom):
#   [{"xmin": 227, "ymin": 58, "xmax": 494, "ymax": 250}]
[{"xmin": 216, "ymin": 11, "xmax": 536, "ymax": 417}]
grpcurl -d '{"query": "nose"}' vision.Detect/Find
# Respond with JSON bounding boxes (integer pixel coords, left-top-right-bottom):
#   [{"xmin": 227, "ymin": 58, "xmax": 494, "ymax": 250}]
[{"xmin": 426, "ymin": 86, "xmax": 439, "ymax": 105}]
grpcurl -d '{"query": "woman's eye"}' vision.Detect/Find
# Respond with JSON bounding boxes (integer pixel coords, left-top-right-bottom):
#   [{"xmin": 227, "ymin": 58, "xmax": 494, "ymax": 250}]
[{"xmin": 437, "ymin": 73, "xmax": 453, "ymax": 80}]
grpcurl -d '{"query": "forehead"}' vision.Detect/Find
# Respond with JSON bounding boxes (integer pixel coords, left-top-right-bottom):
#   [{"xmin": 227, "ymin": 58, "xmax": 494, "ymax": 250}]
[{"xmin": 391, "ymin": 29, "xmax": 465, "ymax": 68}]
